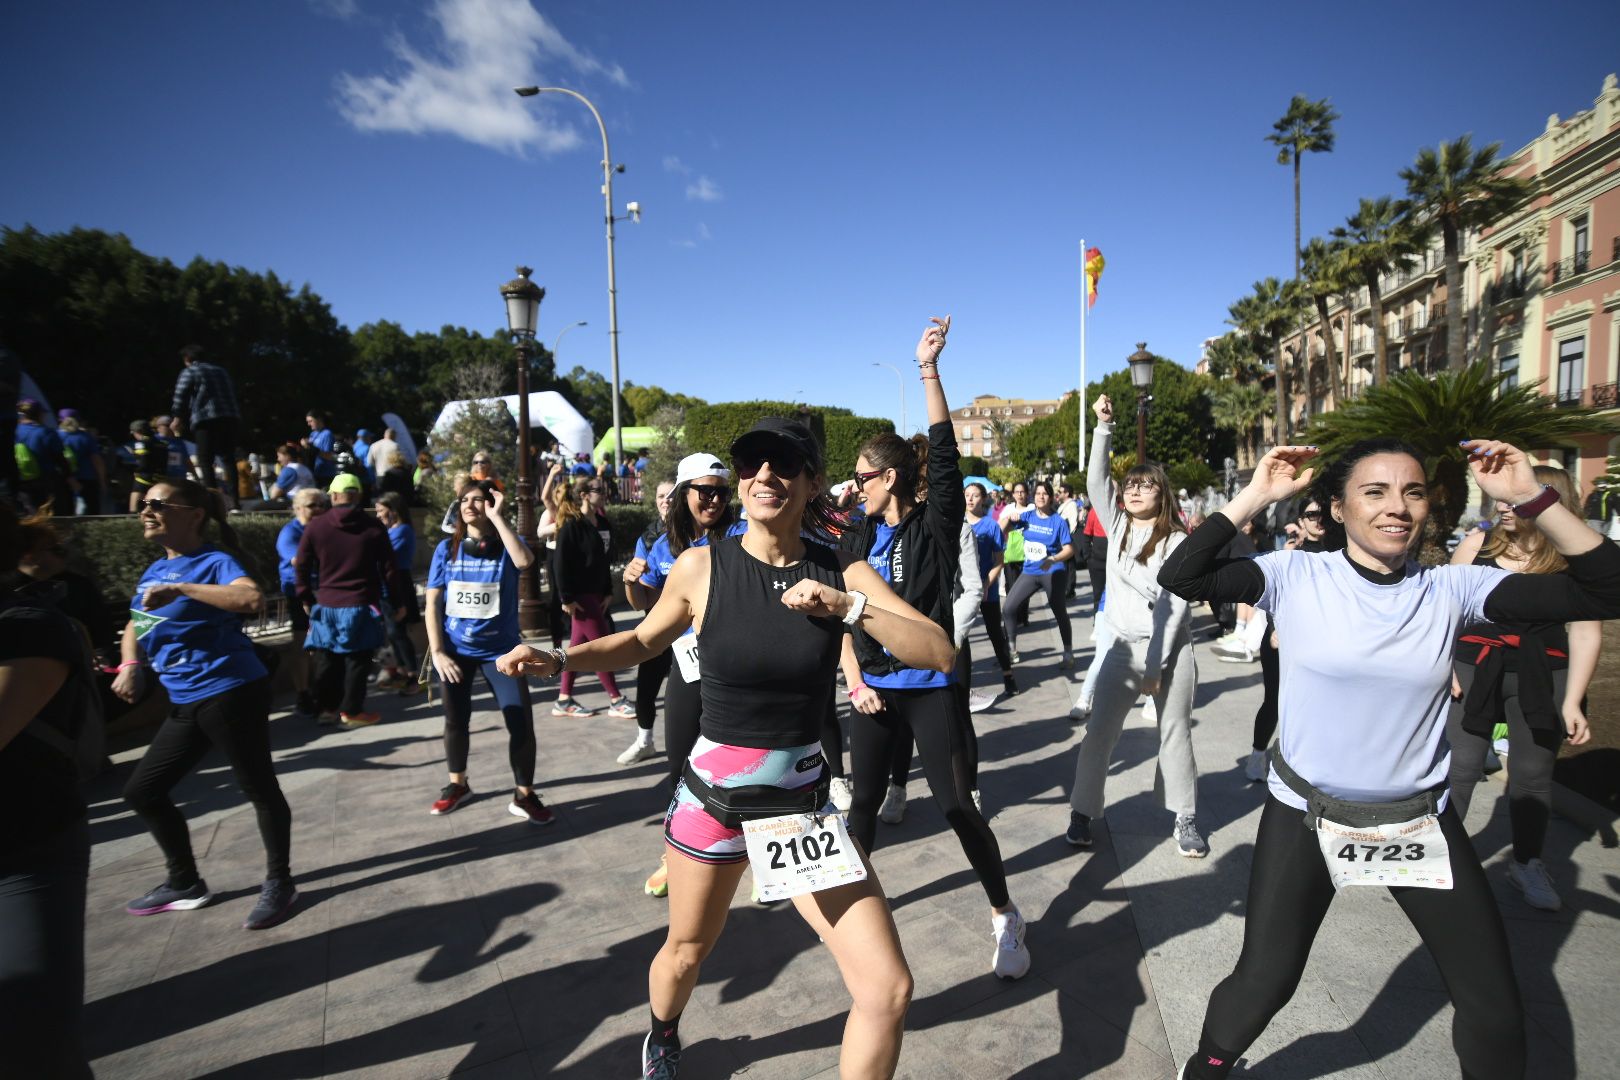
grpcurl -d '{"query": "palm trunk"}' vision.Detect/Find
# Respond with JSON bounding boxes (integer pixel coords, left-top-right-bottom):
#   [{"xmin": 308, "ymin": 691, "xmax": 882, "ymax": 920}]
[
  {"xmin": 1366, "ymin": 270, "xmax": 1391, "ymax": 387},
  {"xmin": 1443, "ymin": 221, "xmax": 1464, "ymax": 369},
  {"xmin": 1293, "ymin": 158, "xmax": 1303, "ymax": 280},
  {"xmin": 1317, "ymin": 294, "xmax": 1345, "ymax": 406},
  {"xmin": 1273, "ymin": 339, "xmax": 1289, "ymax": 443},
  {"xmin": 1342, "ymin": 288, "xmax": 1357, "ymax": 399}
]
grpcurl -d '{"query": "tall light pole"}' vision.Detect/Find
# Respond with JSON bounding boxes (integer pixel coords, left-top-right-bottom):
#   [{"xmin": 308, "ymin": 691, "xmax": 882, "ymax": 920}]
[
  {"xmin": 549, "ymin": 319, "xmax": 587, "ymax": 366},
  {"xmin": 871, "ymin": 361, "xmax": 906, "ymax": 435},
  {"xmin": 514, "ymin": 85, "xmax": 628, "ymax": 472},
  {"xmin": 501, "ymin": 266, "xmax": 545, "ymax": 634},
  {"xmin": 1127, "ymin": 342, "xmax": 1157, "ymax": 465}
]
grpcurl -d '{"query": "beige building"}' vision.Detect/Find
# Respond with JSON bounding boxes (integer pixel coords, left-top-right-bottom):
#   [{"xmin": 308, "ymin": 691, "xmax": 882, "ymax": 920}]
[{"xmin": 951, "ymin": 394, "xmax": 1066, "ymax": 462}]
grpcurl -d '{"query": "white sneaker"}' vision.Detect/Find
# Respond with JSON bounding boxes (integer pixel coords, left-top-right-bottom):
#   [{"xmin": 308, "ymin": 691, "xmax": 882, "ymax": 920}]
[
  {"xmin": 616, "ymin": 738, "xmax": 656, "ymax": 765},
  {"xmin": 1142, "ymin": 697, "xmax": 1158, "ymax": 722},
  {"xmin": 971, "ymin": 789, "xmax": 983, "ymax": 815},
  {"xmin": 878, "ymin": 783, "xmax": 907, "ymax": 824},
  {"xmin": 1212, "ymin": 639, "xmax": 1251, "ymax": 659},
  {"xmin": 1244, "ymin": 748, "xmax": 1267, "ymax": 783},
  {"xmin": 1508, "ymin": 858, "xmax": 1562, "ymax": 911},
  {"xmin": 991, "ymin": 906, "xmax": 1031, "ymax": 980},
  {"xmin": 967, "ymin": 689, "xmax": 997, "ymax": 713},
  {"xmin": 1069, "ymin": 697, "xmax": 1091, "ymax": 723},
  {"xmin": 828, "ymin": 776, "xmax": 853, "ymax": 812},
  {"xmin": 1217, "ymin": 646, "xmax": 1255, "ymax": 664}
]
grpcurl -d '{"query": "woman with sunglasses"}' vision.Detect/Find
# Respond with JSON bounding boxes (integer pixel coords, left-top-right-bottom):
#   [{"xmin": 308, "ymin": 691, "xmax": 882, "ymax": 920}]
[
  {"xmin": 111, "ymin": 479, "xmax": 298, "ymax": 931},
  {"xmin": 497, "ymin": 409, "xmax": 951, "ymax": 1080},
  {"xmin": 1066, "ymin": 394, "xmax": 1204, "ymax": 857},
  {"xmin": 999, "ymin": 480, "xmax": 1076, "ymax": 669},
  {"xmin": 1158, "ymin": 439, "xmax": 1620, "ymax": 1080},
  {"xmin": 841, "ymin": 318, "xmax": 1032, "ymax": 981},
  {"xmin": 551, "ymin": 478, "xmax": 633, "ymax": 719},
  {"xmin": 424, "ymin": 482, "xmax": 551, "ymax": 823},
  {"xmin": 623, "ymin": 456, "xmax": 744, "ymax": 898}
]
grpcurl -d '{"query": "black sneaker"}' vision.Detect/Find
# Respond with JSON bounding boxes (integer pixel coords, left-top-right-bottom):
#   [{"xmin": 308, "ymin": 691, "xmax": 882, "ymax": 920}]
[
  {"xmin": 1065, "ymin": 812, "xmax": 1094, "ymax": 848},
  {"xmin": 126, "ymin": 879, "xmax": 212, "ymax": 916},
  {"xmin": 295, "ymin": 691, "xmax": 317, "ymax": 717},
  {"xmin": 1002, "ymin": 673, "xmax": 1019, "ymax": 696},
  {"xmin": 243, "ymin": 878, "xmax": 299, "ymax": 930},
  {"xmin": 642, "ymin": 1032, "xmax": 681, "ymax": 1079}
]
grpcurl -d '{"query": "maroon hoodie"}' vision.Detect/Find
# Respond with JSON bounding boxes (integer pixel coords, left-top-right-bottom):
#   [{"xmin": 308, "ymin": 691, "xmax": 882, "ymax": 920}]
[{"xmin": 295, "ymin": 503, "xmax": 405, "ymax": 609}]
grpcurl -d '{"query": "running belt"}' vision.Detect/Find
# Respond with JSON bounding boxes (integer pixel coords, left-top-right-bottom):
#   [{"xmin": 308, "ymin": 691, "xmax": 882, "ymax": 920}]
[{"xmin": 1268, "ymin": 749, "xmax": 1445, "ymax": 830}]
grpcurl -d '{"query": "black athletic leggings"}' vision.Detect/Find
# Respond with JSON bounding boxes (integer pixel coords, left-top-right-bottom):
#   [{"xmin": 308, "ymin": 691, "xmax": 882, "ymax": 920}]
[
  {"xmin": 314, "ymin": 648, "xmax": 374, "ymax": 716},
  {"xmin": 848, "ymin": 684, "xmax": 1008, "ymax": 908},
  {"xmin": 886, "ymin": 652, "xmax": 981, "ymax": 788},
  {"xmin": 1001, "ymin": 570, "xmax": 1072, "ymax": 653},
  {"xmin": 663, "ymin": 667, "xmax": 703, "ymax": 791},
  {"xmin": 1446, "ymin": 664, "xmax": 1563, "ymax": 862},
  {"xmin": 1252, "ymin": 620, "xmax": 1279, "ymax": 752},
  {"xmin": 978, "ymin": 599, "xmax": 1014, "ymax": 674},
  {"xmin": 635, "ymin": 648, "xmax": 673, "ymax": 733},
  {"xmin": 1186, "ymin": 796, "xmax": 1525, "ymax": 1079},
  {"xmin": 0, "ymin": 819, "xmax": 91, "ymax": 1079},
  {"xmin": 441, "ymin": 652, "xmax": 536, "ymax": 788},
  {"xmin": 124, "ymin": 677, "xmax": 292, "ymax": 886},
  {"xmin": 1086, "ymin": 537, "xmax": 1107, "ymax": 608}
]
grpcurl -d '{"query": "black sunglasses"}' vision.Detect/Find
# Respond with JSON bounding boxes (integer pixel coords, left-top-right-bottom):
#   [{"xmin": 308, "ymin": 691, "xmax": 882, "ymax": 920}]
[
  {"xmin": 690, "ymin": 484, "xmax": 731, "ymax": 501},
  {"xmin": 733, "ymin": 453, "xmax": 805, "ymax": 481},
  {"xmin": 853, "ymin": 468, "xmax": 883, "ymax": 487},
  {"xmin": 1301, "ymin": 510, "xmax": 1324, "ymax": 521},
  {"xmin": 472, "ymin": 458, "xmax": 491, "ymax": 465},
  {"xmin": 137, "ymin": 497, "xmax": 196, "ymax": 514}
]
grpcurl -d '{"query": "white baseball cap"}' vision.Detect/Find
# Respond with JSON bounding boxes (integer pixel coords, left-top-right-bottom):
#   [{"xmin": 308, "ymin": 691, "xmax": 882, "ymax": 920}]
[{"xmin": 675, "ymin": 453, "xmax": 729, "ymax": 486}]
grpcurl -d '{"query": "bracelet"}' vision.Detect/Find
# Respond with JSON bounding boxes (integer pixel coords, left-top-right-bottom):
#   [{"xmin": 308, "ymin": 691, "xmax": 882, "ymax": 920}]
[
  {"xmin": 546, "ymin": 645, "xmax": 568, "ymax": 676},
  {"xmin": 920, "ymin": 373, "xmax": 940, "ymax": 380},
  {"xmin": 842, "ymin": 590, "xmax": 869, "ymax": 626},
  {"xmin": 848, "ymin": 685, "xmax": 867, "ymax": 700},
  {"xmin": 116, "ymin": 660, "xmax": 143, "ymax": 671},
  {"xmin": 1512, "ymin": 483, "xmax": 1560, "ymax": 519}
]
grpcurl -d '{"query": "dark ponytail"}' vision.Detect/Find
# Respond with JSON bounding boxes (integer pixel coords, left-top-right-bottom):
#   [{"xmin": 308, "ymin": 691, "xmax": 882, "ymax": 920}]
[
  {"xmin": 858, "ymin": 432, "xmax": 930, "ymax": 504},
  {"xmin": 161, "ymin": 477, "xmax": 260, "ymax": 578}
]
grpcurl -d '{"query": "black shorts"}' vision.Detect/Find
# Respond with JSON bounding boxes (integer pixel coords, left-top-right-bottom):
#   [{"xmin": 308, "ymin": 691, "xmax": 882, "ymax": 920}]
[{"xmin": 282, "ymin": 585, "xmax": 309, "ymax": 634}]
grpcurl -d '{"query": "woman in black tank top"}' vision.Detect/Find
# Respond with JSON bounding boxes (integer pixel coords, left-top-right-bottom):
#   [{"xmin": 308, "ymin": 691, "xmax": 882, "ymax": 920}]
[{"xmin": 498, "ymin": 412, "xmax": 953, "ymax": 1079}]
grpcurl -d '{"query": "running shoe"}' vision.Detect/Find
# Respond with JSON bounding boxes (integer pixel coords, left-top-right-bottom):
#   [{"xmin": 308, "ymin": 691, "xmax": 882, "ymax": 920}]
[
  {"xmin": 1508, "ymin": 858, "xmax": 1561, "ymax": 911},
  {"xmin": 617, "ymin": 738, "xmax": 657, "ymax": 765},
  {"xmin": 1001, "ymin": 673, "xmax": 1018, "ymax": 697},
  {"xmin": 340, "ymin": 711, "xmax": 381, "ymax": 729},
  {"xmin": 430, "ymin": 782, "xmax": 472, "ymax": 815},
  {"xmin": 1216, "ymin": 645, "xmax": 1255, "ymax": 664},
  {"xmin": 644, "ymin": 853, "xmax": 669, "ymax": 898},
  {"xmin": 966, "ymin": 689, "xmax": 998, "ymax": 713},
  {"xmin": 1174, "ymin": 815, "xmax": 1209, "ymax": 858},
  {"xmin": 828, "ymin": 776, "xmax": 854, "ymax": 812},
  {"xmin": 878, "ymin": 783, "xmax": 907, "ymax": 824},
  {"xmin": 1069, "ymin": 699, "xmax": 1090, "ymax": 723},
  {"xmin": 295, "ymin": 691, "xmax": 317, "ymax": 717},
  {"xmin": 374, "ymin": 672, "xmax": 407, "ymax": 691},
  {"xmin": 1211, "ymin": 638, "xmax": 1251, "ymax": 660},
  {"xmin": 1243, "ymin": 749, "xmax": 1267, "ymax": 783},
  {"xmin": 396, "ymin": 679, "xmax": 424, "ymax": 697},
  {"xmin": 991, "ymin": 905, "xmax": 1031, "ymax": 980},
  {"xmin": 509, "ymin": 790, "xmax": 556, "ymax": 826},
  {"xmin": 1060, "ymin": 648, "xmax": 1074, "ymax": 669},
  {"xmin": 1010, "ymin": 649, "xmax": 1021, "ymax": 664},
  {"xmin": 127, "ymin": 879, "xmax": 212, "ymax": 916},
  {"xmin": 606, "ymin": 696, "xmax": 637, "ymax": 719},
  {"xmin": 551, "ymin": 698, "xmax": 596, "ymax": 718},
  {"xmin": 642, "ymin": 1032, "xmax": 682, "ymax": 1079},
  {"xmin": 971, "ymin": 789, "xmax": 983, "ymax": 815},
  {"xmin": 242, "ymin": 877, "xmax": 299, "ymax": 930},
  {"xmin": 1065, "ymin": 812, "xmax": 1094, "ymax": 848},
  {"xmin": 316, "ymin": 710, "xmax": 342, "ymax": 726}
]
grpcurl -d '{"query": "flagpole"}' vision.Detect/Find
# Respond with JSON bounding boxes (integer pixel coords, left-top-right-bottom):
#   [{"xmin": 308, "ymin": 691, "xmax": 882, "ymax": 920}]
[{"xmin": 1079, "ymin": 238, "xmax": 1087, "ymax": 476}]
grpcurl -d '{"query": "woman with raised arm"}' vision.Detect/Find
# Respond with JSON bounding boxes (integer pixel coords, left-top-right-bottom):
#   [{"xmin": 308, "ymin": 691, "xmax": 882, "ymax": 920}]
[
  {"xmin": 1157, "ymin": 437, "xmax": 1620, "ymax": 1080},
  {"xmin": 841, "ymin": 318, "xmax": 1032, "ymax": 981},
  {"xmin": 497, "ymin": 408, "xmax": 953, "ymax": 1080},
  {"xmin": 1066, "ymin": 394, "xmax": 1202, "ymax": 857}
]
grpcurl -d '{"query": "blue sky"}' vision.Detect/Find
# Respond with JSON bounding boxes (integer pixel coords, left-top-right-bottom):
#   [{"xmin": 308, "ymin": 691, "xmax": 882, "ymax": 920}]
[{"xmin": 5, "ymin": 1, "xmax": 1618, "ymax": 436}]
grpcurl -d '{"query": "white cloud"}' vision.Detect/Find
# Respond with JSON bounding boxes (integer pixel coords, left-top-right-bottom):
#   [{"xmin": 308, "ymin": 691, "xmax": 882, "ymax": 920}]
[
  {"xmin": 670, "ymin": 223, "xmax": 712, "ymax": 249},
  {"xmin": 685, "ymin": 175, "xmax": 723, "ymax": 202},
  {"xmin": 311, "ymin": 0, "xmax": 362, "ymax": 20},
  {"xmin": 335, "ymin": 0, "xmax": 629, "ymax": 155},
  {"xmin": 662, "ymin": 155, "xmax": 690, "ymax": 175}
]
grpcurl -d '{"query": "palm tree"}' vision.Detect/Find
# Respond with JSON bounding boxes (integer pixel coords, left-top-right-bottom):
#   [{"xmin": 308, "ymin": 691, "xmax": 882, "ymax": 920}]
[
  {"xmin": 1229, "ymin": 277, "xmax": 1304, "ymax": 443},
  {"xmin": 1400, "ymin": 135, "xmax": 1532, "ymax": 370},
  {"xmin": 1210, "ymin": 381, "xmax": 1273, "ymax": 468},
  {"xmin": 987, "ymin": 417, "xmax": 1019, "ymax": 467},
  {"xmin": 1267, "ymin": 95, "xmax": 1340, "ymax": 282},
  {"xmin": 1301, "ymin": 236, "xmax": 1351, "ymax": 407},
  {"xmin": 1303, "ymin": 361, "xmax": 1617, "ymax": 562},
  {"xmin": 1332, "ymin": 197, "xmax": 1429, "ymax": 389},
  {"xmin": 1203, "ymin": 331, "xmax": 1264, "ymax": 384}
]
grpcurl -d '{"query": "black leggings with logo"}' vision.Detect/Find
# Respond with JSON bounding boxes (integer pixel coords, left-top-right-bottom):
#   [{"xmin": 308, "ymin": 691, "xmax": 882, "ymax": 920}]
[{"xmin": 1185, "ymin": 796, "xmax": 1524, "ymax": 1079}]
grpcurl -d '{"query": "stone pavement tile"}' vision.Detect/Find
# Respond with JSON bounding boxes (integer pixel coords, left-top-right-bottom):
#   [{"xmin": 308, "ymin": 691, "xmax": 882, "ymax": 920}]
[
  {"xmin": 456, "ymin": 1050, "xmax": 539, "ymax": 1079},
  {"xmin": 499, "ymin": 919, "xmax": 665, "ymax": 1061},
  {"xmin": 1204, "ymin": 980, "xmax": 1384, "ymax": 1078},
  {"xmin": 90, "ymin": 981, "xmax": 330, "ymax": 1080},
  {"xmin": 1037, "ymin": 933, "xmax": 1174, "ymax": 1062},
  {"xmin": 1318, "ymin": 980, "xmax": 1507, "ymax": 1080}
]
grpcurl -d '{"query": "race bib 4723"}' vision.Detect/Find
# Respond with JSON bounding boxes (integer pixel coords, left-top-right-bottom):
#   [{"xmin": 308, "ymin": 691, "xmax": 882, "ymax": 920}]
[{"xmin": 1316, "ymin": 813, "xmax": 1452, "ymax": 891}]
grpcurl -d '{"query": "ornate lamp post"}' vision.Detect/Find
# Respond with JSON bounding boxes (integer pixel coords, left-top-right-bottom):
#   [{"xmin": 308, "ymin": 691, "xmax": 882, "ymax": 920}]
[
  {"xmin": 1127, "ymin": 342, "xmax": 1157, "ymax": 464},
  {"xmin": 500, "ymin": 266, "xmax": 544, "ymax": 634}
]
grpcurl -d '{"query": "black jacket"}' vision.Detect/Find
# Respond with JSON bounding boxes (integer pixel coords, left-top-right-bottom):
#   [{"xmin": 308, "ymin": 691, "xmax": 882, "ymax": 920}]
[
  {"xmin": 556, "ymin": 512, "xmax": 614, "ymax": 603},
  {"xmin": 842, "ymin": 420, "xmax": 964, "ymax": 676}
]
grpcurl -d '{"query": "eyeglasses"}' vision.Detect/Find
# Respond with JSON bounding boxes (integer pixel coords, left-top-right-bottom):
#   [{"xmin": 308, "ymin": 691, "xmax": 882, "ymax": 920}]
[
  {"xmin": 1122, "ymin": 480, "xmax": 1160, "ymax": 494},
  {"xmin": 853, "ymin": 468, "xmax": 883, "ymax": 487},
  {"xmin": 734, "ymin": 453, "xmax": 805, "ymax": 480},
  {"xmin": 1301, "ymin": 510, "xmax": 1324, "ymax": 521},
  {"xmin": 471, "ymin": 458, "xmax": 491, "ymax": 466},
  {"xmin": 690, "ymin": 484, "xmax": 731, "ymax": 502},
  {"xmin": 137, "ymin": 498, "xmax": 195, "ymax": 514},
  {"xmin": 583, "ymin": 485, "xmax": 604, "ymax": 494}
]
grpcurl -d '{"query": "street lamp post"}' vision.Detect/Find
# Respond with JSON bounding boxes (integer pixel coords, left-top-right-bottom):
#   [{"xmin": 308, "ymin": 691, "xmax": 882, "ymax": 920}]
[
  {"xmin": 1127, "ymin": 342, "xmax": 1157, "ymax": 465},
  {"xmin": 872, "ymin": 361, "xmax": 906, "ymax": 435},
  {"xmin": 501, "ymin": 266, "xmax": 545, "ymax": 634},
  {"xmin": 548, "ymin": 319, "xmax": 587, "ymax": 366},
  {"xmin": 514, "ymin": 85, "xmax": 628, "ymax": 473}
]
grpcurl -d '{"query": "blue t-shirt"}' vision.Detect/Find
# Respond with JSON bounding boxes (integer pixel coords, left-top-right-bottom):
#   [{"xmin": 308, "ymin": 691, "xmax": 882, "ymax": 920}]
[
  {"xmin": 352, "ymin": 439, "xmax": 374, "ymax": 481},
  {"xmin": 308, "ymin": 429, "xmax": 336, "ymax": 480},
  {"xmin": 132, "ymin": 545, "xmax": 268, "ymax": 704},
  {"xmin": 1017, "ymin": 509, "xmax": 1072, "ymax": 576},
  {"xmin": 388, "ymin": 523, "xmax": 416, "ymax": 572},
  {"xmin": 969, "ymin": 515, "xmax": 1005, "ymax": 602},
  {"xmin": 16, "ymin": 424, "xmax": 64, "ymax": 479},
  {"xmin": 162, "ymin": 436, "xmax": 190, "ymax": 478},
  {"xmin": 864, "ymin": 521, "xmax": 951, "ymax": 689},
  {"xmin": 428, "ymin": 538, "xmax": 523, "ymax": 660},
  {"xmin": 62, "ymin": 430, "xmax": 100, "ymax": 481},
  {"xmin": 639, "ymin": 523, "xmax": 747, "ymax": 639},
  {"xmin": 276, "ymin": 519, "xmax": 304, "ymax": 589}
]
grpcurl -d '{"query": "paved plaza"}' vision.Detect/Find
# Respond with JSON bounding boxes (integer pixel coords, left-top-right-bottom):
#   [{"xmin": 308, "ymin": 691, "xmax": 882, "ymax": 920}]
[{"xmin": 81, "ymin": 597, "xmax": 1620, "ymax": 1079}]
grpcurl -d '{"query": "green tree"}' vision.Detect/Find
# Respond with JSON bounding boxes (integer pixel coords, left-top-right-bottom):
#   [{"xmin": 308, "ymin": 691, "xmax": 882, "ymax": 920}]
[
  {"xmin": 1209, "ymin": 381, "xmax": 1273, "ymax": 467},
  {"xmin": 1304, "ymin": 362, "xmax": 1617, "ymax": 562},
  {"xmin": 1332, "ymin": 197, "xmax": 1429, "ymax": 389},
  {"xmin": 623, "ymin": 383, "xmax": 707, "ymax": 421},
  {"xmin": 1228, "ymin": 277, "xmax": 1304, "ymax": 442},
  {"xmin": 554, "ymin": 365, "xmax": 636, "ymax": 454},
  {"xmin": 987, "ymin": 417, "xmax": 1019, "ymax": 467},
  {"xmin": 1300, "ymin": 236, "xmax": 1352, "ymax": 407},
  {"xmin": 1399, "ymin": 135, "xmax": 1531, "ymax": 370},
  {"xmin": 1203, "ymin": 332, "xmax": 1265, "ymax": 384}
]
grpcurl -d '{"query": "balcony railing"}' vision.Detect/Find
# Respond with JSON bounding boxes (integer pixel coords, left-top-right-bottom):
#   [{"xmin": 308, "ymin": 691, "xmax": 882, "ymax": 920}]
[
  {"xmin": 1593, "ymin": 382, "xmax": 1618, "ymax": 410},
  {"xmin": 1490, "ymin": 277, "xmax": 1527, "ymax": 304},
  {"xmin": 1352, "ymin": 333, "xmax": 1375, "ymax": 356},
  {"xmin": 1550, "ymin": 251, "xmax": 1591, "ymax": 283}
]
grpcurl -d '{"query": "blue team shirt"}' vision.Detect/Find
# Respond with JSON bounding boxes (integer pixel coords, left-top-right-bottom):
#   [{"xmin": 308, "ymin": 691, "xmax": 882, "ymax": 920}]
[
  {"xmin": 15, "ymin": 424, "xmax": 64, "ymax": 478},
  {"xmin": 1017, "ymin": 509, "xmax": 1072, "ymax": 576},
  {"xmin": 62, "ymin": 430, "xmax": 100, "ymax": 481},
  {"xmin": 276, "ymin": 519, "xmax": 304, "ymax": 589},
  {"xmin": 639, "ymin": 524, "xmax": 746, "ymax": 639},
  {"xmin": 388, "ymin": 523, "xmax": 416, "ymax": 572},
  {"xmin": 864, "ymin": 521, "xmax": 951, "ymax": 689},
  {"xmin": 308, "ymin": 429, "xmax": 336, "ymax": 480},
  {"xmin": 161, "ymin": 436, "xmax": 190, "ymax": 478},
  {"xmin": 131, "ymin": 545, "xmax": 268, "ymax": 703},
  {"xmin": 428, "ymin": 538, "xmax": 523, "ymax": 659},
  {"xmin": 969, "ymin": 515, "xmax": 1005, "ymax": 602}
]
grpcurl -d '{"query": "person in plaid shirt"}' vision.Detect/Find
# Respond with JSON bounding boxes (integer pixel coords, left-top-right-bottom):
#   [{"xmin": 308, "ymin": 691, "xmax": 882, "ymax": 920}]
[{"xmin": 169, "ymin": 345, "xmax": 241, "ymax": 507}]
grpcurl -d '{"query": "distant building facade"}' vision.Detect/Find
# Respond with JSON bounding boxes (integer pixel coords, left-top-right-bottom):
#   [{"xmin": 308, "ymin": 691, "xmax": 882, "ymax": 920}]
[{"xmin": 951, "ymin": 394, "xmax": 1066, "ymax": 463}]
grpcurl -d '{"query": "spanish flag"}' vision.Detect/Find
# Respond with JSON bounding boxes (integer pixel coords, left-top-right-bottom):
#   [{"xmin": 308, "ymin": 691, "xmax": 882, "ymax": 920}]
[{"xmin": 1084, "ymin": 247, "xmax": 1105, "ymax": 307}]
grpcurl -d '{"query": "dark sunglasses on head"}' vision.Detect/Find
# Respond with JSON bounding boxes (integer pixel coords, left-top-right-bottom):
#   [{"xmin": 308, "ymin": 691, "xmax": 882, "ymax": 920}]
[
  {"xmin": 733, "ymin": 453, "xmax": 805, "ymax": 480},
  {"xmin": 137, "ymin": 497, "xmax": 195, "ymax": 514},
  {"xmin": 853, "ymin": 468, "xmax": 883, "ymax": 487},
  {"xmin": 691, "ymin": 484, "xmax": 731, "ymax": 501},
  {"xmin": 472, "ymin": 458, "xmax": 491, "ymax": 465}
]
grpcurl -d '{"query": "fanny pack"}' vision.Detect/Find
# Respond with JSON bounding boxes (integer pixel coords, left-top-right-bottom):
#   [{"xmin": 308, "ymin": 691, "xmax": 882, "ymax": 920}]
[
  {"xmin": 681, "ymin": 760, "xmax": 831, "ymax": 830},
  {"xmin": 1269, "ymin": 748, "xmax": 1444, "ymax": 830}
]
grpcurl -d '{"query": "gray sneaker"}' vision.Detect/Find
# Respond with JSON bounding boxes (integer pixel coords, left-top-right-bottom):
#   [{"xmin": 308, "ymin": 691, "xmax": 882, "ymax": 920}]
[
  {"xmin": 1174, "ymin": 815, "xmax": 1209, "ymax": 858},
  {"xmin": 1508, "ymin": 858, "xmax": 1561, "ymax": 911},
  {"xmin": 242, "ymin": 877, "xmax": 299, "ymax": 930},
  {"xmin": 127, "ymin": 879, "xmax": 212, "ymax": 916}
]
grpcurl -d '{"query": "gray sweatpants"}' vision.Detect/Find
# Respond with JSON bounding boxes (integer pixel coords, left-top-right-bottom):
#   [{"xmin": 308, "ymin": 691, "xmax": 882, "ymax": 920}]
[{"xmin": 1069, "ymin": 631, "xmax": 1198, "ymax": 819}]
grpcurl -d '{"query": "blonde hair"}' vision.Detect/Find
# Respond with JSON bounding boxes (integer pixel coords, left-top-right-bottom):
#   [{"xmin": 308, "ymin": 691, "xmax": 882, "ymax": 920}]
[
  {"xmin": 554, "ymin": 478, "xmax": 590, "ymax": 526},
  {"xmin": 292, "ymin": 488, "xmax": 329, "ymax": 511},
  {"xmin": 1479, "ymin": 465, "xmax": 1580, "ymax": 575}
]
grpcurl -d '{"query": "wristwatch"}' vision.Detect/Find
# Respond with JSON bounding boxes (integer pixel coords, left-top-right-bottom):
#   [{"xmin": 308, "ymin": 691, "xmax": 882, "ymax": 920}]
[
  {"xmin": 842, "ymin": 590, "xmax": 868, "ymax": 626},
  {"xmin": 1512, "ymin": 484, "xmax": 1560, "ymax": 519}
]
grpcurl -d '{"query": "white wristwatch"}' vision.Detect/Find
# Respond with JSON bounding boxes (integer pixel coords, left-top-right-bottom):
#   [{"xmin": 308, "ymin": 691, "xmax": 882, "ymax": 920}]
[{"xmin": 842, "ymin": 590, "xmax": 868, "ymax": 626}]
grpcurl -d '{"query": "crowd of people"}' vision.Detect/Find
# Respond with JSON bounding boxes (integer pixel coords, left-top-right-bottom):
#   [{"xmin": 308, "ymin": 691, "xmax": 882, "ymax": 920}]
[{"xmin": 3, "ymin": 322, "xmax": 1618, "ymax": 1080}]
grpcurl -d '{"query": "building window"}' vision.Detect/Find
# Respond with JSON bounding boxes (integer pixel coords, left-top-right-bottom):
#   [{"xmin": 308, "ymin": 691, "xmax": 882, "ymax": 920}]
[
  {"xmin": 1573, "ymin": 215, "xmax": 1590, "ymax": 258},
  {"xmin": 1557, "ymin": 338, "xmax": 1585, "ymax": 406},
  {"xmin": 980, "ymin": 425, "xmax": 991, "ymax": 441},
  {"xmin": 961, "ymin": 424, "xmax": 973, "ymax": 440},
  {"xmin": 1499, "ymin": 351, "xmax": 1519, "ymax": 390},
  {"xmin": 1023, "ymin": 407, "xmax": 1033, "ymax": 416}
]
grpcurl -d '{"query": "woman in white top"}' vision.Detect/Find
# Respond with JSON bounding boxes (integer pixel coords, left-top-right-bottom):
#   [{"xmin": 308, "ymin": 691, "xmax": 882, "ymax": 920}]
[{"xmin": 1067, "ymin": 393, "xmax": 1203, "ymax": 857}]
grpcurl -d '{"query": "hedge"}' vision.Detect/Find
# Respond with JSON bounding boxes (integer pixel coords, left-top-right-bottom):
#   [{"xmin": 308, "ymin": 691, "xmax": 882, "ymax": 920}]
[
  {"xmin": 682, "ymin": 402, "xmax": 894, "ymax": 484},
  {"xmin": 822, "ymin": 415, "xmax": 896, "ymax": 482},
  {"xmin": 58, "ymin": 513, "xmax": 288, "ymax": 607},
  {"xmin": 604, "ymin": 503, "xmax": 655, "ymax": 562}
]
